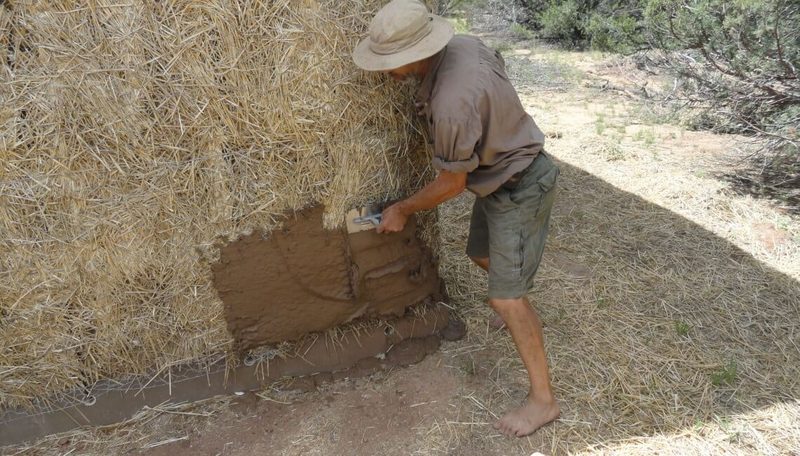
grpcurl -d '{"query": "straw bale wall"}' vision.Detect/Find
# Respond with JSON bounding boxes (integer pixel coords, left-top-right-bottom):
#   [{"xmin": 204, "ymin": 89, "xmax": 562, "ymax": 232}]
[{"xmin": 0, "ymin": 0, "xmax": 437, "ymax": 409}]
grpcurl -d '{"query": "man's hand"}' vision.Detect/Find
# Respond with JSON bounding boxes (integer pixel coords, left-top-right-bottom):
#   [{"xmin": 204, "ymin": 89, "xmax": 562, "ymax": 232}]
[
  {"xmin": 377, "ymin": 203, "xmax": 408, "ymax": 234},
  {"xmin": 375, "ymin": 170, "xmax": 466, "ymax": 235}
]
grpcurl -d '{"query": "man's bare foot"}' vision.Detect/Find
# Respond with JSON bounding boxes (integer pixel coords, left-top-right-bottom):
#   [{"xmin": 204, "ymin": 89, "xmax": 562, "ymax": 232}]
[
  {"xmin": 494, "ymin": 396, "xmax": 560, "ymax": 437},
  {"xmin": 489, "ymin": 311, "xmax": 506, "ymax": 329}
]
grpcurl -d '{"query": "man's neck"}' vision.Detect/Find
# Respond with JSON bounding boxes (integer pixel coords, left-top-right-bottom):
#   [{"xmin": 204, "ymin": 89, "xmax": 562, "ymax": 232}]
[{"xmin": 416, "ymin": 53, "xmax": 438, "ymax": 79}]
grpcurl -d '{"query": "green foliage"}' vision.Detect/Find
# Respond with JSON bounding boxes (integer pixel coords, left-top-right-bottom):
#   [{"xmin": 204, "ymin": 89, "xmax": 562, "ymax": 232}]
[
  {"xmin": 769, "ymin": 106, "xmax": 800, "ymax": 140},
  {"xmin": 538, "ymin": 0, "xmax": 584, "ymax": 44},
  {"xmin": 439, "ymin": 0, "xmax": 486, "ymax": 15},
  {"xmin": 450, "ymin": 17, "xmax": 471, "ymax": 34},
  {"xmin": 521, "ymin": 0, "xmax": 646, "ymax": 51},
  {"xmin": 595, "ymin": 112, "xmax": 607, "ymax": 134},
  {"xmin": 644, "ymin": 0, "xmax": 799, "ymax": 80},
  {"xmin": 493, "ymin": 41, "xmax": 513, "ymax": 54},
  {"xmin": 711, "ymin": 361, "xmax": 738, "ymax": 387},
  {"xmin": 645, "ymin": 0, "xmax": 799, "ymax": 159},
  {"xmin": 510, "ymin": 23, "xmax": 535, "ymax": 39},
  {"xmin": 518, "ymin": 0, "xmax": 550, "ymax": 20},
  {"xmin": 633, "ymin": 128, "xmax": 656, "ymax": 146},
  {"xmin": 674, "ymin": 320, "xmax": 691, "ymax": 336},
  {"xmin": 586, "ymin": 11, "xmax": 642, "ymax": 53}
]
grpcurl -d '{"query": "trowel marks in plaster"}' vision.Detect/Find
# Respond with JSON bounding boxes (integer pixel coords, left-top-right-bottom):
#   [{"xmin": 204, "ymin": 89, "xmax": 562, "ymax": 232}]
[{"xmin": 212, "ymin": 205, "xmax": 442, "ymax": 349}]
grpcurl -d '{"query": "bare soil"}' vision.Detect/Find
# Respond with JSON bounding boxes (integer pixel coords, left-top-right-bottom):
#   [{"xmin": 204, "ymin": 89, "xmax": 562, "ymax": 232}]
[{"xmin": 137, "ymin": 353, "xmax": 461, "ymax": 456}]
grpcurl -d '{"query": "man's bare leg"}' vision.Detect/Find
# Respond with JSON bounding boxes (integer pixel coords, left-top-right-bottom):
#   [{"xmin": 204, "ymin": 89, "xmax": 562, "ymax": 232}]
[
  {"xmin": 469, "ymin": 256, "xmax": 490, "ymax": 271},
  {"xmin": 469, "ymin": 256, "xmax": 559, "ymax": 435},
  {"xmin": 490, "ymin": 296, "xmax": 559, "ymax": 437},
  {"xmin": 468, "ymin": 256, "xmax": 505, "ymax": 329}
]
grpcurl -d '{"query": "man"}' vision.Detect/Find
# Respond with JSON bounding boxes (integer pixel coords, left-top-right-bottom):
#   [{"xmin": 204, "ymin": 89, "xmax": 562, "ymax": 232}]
[{"xmin": 352, "ymin": 0, "xmax": 560, "ymax": 437}]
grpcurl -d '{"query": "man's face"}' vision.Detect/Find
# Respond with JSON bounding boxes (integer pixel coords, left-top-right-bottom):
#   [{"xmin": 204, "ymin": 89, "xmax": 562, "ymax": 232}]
[{"xmin": 386, "ymin": 62, "xmax": 417, "ymax": 81}]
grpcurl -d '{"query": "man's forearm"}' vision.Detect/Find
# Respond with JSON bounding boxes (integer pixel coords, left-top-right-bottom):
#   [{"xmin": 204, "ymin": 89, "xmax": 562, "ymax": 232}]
[{"xmin": 396, "ymin": 170, "xmax": 467, "ymax": 216}]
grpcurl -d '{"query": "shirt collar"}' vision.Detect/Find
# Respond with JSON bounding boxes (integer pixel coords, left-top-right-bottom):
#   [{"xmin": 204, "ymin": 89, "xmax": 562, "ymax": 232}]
[{"xmin": 415, "ymin": 47, "xmax": 447, "ymax": 104}]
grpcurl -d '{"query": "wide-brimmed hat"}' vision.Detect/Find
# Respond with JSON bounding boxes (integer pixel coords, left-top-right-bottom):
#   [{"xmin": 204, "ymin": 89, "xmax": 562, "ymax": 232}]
[{"xmin": 353, "ymin": 0, "xmax": 454, "ymax": 71}]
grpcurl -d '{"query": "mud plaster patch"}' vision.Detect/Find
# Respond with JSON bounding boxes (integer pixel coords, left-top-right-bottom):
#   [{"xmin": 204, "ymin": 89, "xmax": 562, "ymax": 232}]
[{"xmin": 212, "ymin": 205, "xmax": 443, "ymax": 349}]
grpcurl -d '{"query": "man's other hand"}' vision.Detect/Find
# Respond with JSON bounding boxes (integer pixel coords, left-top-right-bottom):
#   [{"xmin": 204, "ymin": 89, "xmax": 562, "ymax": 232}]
[{"xmin": 377, "ymin": 203, "xmax": 408, "ymax": 234}]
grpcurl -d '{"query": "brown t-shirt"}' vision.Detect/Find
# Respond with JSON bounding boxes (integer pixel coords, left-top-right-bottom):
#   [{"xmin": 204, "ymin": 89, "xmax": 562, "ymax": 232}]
[{"xmin": 416, "ymin": 35, "xmax": 545, "ymax": 197}]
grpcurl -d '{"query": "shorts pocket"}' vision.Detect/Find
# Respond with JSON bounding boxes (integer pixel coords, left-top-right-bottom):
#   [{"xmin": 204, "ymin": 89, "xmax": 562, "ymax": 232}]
[
  {"xmin": 536, "ymin": 166, "xmax": 559, "ymax": 193},
  {"xmin": 508, "ymin": 165, "xmax": 559, "ymax": 205}
]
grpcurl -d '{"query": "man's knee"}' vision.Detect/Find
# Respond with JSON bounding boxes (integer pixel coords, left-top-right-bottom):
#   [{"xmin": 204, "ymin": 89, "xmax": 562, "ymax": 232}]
[
  {"xmin": 469, "ymin": 256, "xmax": 489, "ymax": 271},
  {"xmin": 489, "ymin": 296, "xmax": 526, "ymax": 314}
]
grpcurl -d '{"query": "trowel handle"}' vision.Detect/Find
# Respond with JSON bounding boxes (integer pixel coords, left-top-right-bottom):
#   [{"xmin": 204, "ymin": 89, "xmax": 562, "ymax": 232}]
[{"xmin": 353, "ymin": 214, "xmax": 383, "ymax": 226}]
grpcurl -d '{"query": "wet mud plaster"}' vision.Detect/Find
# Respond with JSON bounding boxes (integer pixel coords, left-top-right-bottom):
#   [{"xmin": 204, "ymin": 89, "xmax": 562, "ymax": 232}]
[{"xmin": 212, "ymin": 205, "xmax": 443, "ymax": 349}]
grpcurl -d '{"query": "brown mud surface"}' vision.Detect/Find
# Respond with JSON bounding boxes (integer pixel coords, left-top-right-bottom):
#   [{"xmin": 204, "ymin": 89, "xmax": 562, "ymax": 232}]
[{"xmin": 213, "ymin": 205, "xmax": 442, "ymax": 349}]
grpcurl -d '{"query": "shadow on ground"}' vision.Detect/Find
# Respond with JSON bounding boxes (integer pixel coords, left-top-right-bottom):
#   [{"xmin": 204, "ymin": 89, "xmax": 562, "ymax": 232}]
[{"xmin": 439, "ymin": 156, "xmax": 800, "ymax": 454}]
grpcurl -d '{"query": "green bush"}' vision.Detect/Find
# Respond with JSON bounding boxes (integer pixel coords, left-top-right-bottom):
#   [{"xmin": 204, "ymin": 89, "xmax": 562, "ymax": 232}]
[
  {"xmin": 518, "ymin": 0, "xmax": 550, "ymax": 21},
  {"xmin": 586, "ymin": 10, "xmax": 642, "ymax": 52},
  {"xmin": 537, "ymin": 0, "xmax": 585, "ymax": 44},
  {"xmin": 645, "ymin": 0, "xmax": 799, "ymax": 152},
  {"xmin": 521, "ymin": 0, "xmax": 646, "ymax": 51}
]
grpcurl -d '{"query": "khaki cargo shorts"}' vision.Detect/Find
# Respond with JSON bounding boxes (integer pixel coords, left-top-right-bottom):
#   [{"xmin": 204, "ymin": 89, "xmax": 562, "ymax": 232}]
[{"xmin": 466, "ymin": 152, "xmax": 559, "ymax": 299}]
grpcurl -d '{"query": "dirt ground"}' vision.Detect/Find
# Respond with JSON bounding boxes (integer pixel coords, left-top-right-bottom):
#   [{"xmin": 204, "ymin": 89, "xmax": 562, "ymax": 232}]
[{"xmin": 7, "ymin": 2, "xmax": 800, "ymax": 455}]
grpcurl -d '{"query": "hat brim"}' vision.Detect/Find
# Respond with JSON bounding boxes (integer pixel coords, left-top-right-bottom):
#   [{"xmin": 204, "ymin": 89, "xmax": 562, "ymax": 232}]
[{"xmin": 352, "ymin": 16, "xmax": 454, "ymax": 71}]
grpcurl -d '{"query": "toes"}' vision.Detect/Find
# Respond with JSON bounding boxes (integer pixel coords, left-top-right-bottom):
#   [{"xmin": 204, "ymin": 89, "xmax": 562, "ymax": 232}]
[
  {"xmin": 497, "ymin": 421, "xmax": 507, "ymax": 434},
  {"xmin": 495, "ymin": 419, "xmax": 511, "ymax": 436}
]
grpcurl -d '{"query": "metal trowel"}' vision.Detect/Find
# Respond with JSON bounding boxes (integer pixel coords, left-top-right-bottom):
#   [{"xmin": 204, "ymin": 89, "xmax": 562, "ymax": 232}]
[{"xmin": 345, "ymin": 204, "xmax": 384, "ymax": 233}]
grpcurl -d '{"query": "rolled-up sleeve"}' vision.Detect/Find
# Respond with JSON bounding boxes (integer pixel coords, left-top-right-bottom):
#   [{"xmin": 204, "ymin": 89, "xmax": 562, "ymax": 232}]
[{"xmin": 431, "ymin": 114, "xmax": 481, "ymax": 174}]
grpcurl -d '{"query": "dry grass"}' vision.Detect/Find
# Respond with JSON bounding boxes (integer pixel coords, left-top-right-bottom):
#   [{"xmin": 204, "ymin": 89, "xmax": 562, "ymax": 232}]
[
  {"xmin": 0, "ymin": 0, "xmax": 436, "ymax": 410},
  {"xmin": 4, "ymin": 1, "xmax": 800, "ymax": 455}
]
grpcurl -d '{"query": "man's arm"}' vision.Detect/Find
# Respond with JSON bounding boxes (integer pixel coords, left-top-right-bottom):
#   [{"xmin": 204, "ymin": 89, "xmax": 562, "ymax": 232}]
[{"xmin": 377, "ymin": 170, "xmax": 466, "ymax": 233}]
